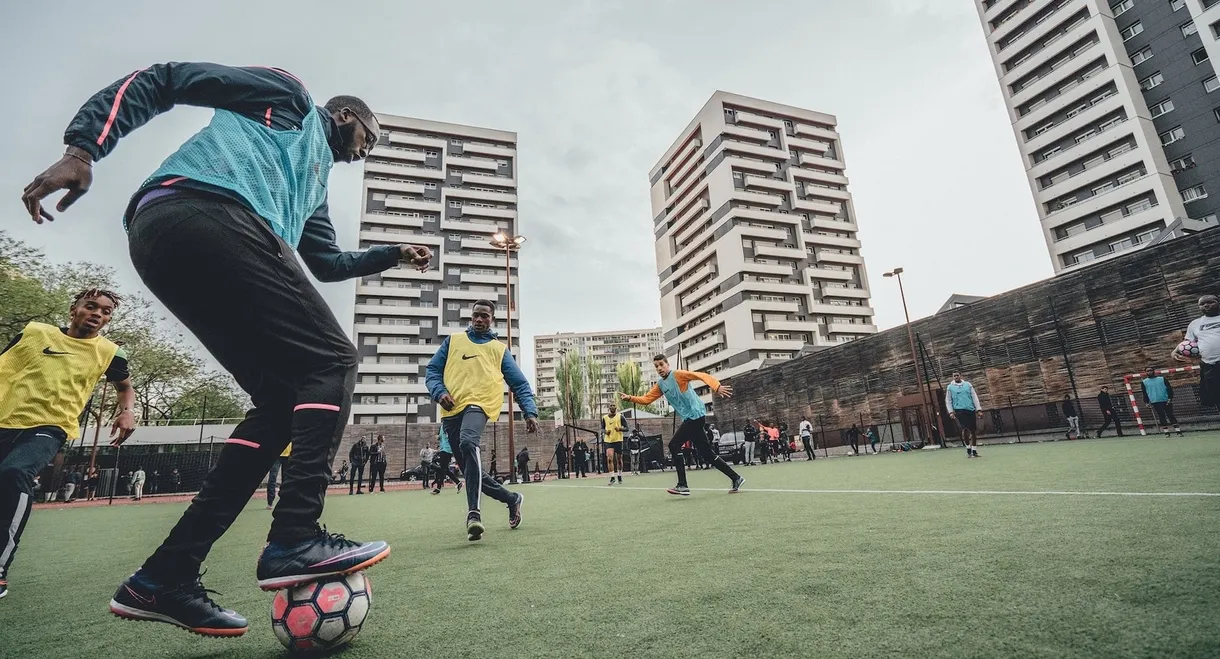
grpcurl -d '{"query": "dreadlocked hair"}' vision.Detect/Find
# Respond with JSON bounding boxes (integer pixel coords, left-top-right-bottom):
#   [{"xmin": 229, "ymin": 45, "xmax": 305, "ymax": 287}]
[{"xmin": 72, "ymin": 288, "xmax": 122, "ymax": 309}]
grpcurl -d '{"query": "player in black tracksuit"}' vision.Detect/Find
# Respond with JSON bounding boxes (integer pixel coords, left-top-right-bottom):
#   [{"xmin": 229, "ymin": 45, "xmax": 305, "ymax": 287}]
[{"xmin": 22, "ymin": 62, "xmax": 434, "ymax": 636}]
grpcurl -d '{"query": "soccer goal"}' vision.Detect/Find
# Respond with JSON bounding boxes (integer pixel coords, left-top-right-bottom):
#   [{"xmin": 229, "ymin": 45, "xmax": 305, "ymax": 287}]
[{"xmin": 1121, "ymin": 365, "xmax": 1202, "ymax": 436}]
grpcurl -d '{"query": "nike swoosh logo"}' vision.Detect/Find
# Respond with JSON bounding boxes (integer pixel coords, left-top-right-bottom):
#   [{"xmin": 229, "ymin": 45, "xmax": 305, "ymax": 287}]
[
  {"xmin": 124, "ymin": 585, "xmax": 155, "ymax": 606},
  {"xmin": 43, "ymin": 347, "xmax": 70, "ymax": 355},
  {"xmin": 461, "ymin": 354, "xmax": 477, "ymax": 360}
]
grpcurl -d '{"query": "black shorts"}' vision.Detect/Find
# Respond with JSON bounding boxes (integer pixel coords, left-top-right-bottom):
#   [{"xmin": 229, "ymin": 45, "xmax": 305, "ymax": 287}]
[
  {"xmin": 954, "ymin": 410, "xmax": 978, "ymax": 431},
  {"xmin": 1202, "ymin": 362, "xmax": 1219, "ymax": 409},
  {"xmin": 604, "ymin": 442, "xmax": 623, "ymax": 453}
]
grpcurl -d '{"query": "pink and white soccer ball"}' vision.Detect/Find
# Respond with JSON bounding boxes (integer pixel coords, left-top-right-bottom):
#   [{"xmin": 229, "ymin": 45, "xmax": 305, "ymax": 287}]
[
  {"xmin": 271, "ymin": 572, "xmax": 372, "ymax": 652},
  {"xmin": 1176, "ymin": 339, "xmax": 1201, "ymax": 360}
]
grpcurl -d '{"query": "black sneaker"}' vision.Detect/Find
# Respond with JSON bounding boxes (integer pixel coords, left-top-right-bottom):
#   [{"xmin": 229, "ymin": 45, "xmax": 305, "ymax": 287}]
[
  {"xmin": 456, "ymin": 481, "xmax": 463, "ymax": 492},
  {"xmin": 109, "ymin": 571, "xmax": 247, "ymax": 637},
  {"xmin": 666, "ymin": 486, "xmax": 691, "ymax": 496},
  {"xmin": 255, "ymin": 526, "xmax": 390, "ymax": 591},
  {"xmin": 508, "ymin": 493, "xmax": 523, "ymax": 530},
  {"xmin": 466, "ymin": 511, "xmax": 485, "ymax": 542},
  {"xmin": 431, "ymin": 486, "xmax": 440, "ymax": 495},
  {"xmin": 617, "ymin": 475, "xmax": 622, "ymax": 483},
  {"xmin": 608, "ymin": 477, "xmax": 616, "ymax": 486},
  {"xmin": 729, "ymin": 476, "xmax": 745, "ymax": 493},
  {"xmin": 0, "ymin": 579, "xmax": 7, "ymax": 600}
]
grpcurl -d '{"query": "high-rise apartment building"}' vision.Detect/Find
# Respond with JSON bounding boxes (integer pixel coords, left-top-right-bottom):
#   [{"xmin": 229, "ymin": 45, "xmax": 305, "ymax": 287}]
[
  {"xmin": 533, "ymin": 328, "xmax": 664, "ymax": 415},
  {"xmin": 648, "ymin": 92, "xmax": 877, "ymax": 405},
  {"xmin": 975, "ymin": 0, "xmax": 1220, "ymax": 273},
  {"xmin": 351, "ymin": 114, "xmax": 519, "ymax": 425}
]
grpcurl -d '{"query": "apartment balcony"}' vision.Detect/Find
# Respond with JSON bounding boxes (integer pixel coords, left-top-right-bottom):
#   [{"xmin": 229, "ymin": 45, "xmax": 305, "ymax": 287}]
[
  {"xmin": 745, "ymin": 175, "xmax": 792, "ymax": 193},
  {"xmin": 364, "ymin": 179, "xmax": 424, "ymax": 195},
  {"xmin": 734, "ymin": 190, "xmax": 784, "ymax": 207},
  {"xmin": 742, "ymin": 299, "xmax": 800, "ymax": 314},
  {"xmin": 360, "ymin": 226, "xmax": 423, "ymax": 243},
  {"xmin": 663, "ymin": 138, "xmax": 705, "ymax": 187},
  {"xmin": 1042, "ymin": 173, "xmax": 1159, "ymax": 225},
  {"xmin": 808, "ymin": 302, "xmax": 874, "ymax": 316},
  {"xmin": 353, "ymin": 323, "xmax": 421, "ymax": 336},
  {"xmin": 377, "ymin": 343, "xmax": 446, "ymax": 355},
  {"xmin": 793, "ymin": 197, "xmax": 841, "ymax": 215},
  {"xmin": 445, "ymin": 252, "xmax": 511, "ymax": 268},
  {"xmin": 461, "ymin": 172, "xmax": 516, "ymax": 188},
  {"xmin": 737, "ymin": 224, "xmax": 790, "ymax": 241},
  {"xmin": 382, "ymin": 267, "xmax": 443, "ymax": 281},
  {"xmin": 356, "ymin": 363, "xmax": 421, "ymax": 375},
  {"xmin": 448, "ymin": 155, "xmax": 499, "ymax": 171},
  {"xmin": 459, "ymin": 237, "xmax": 507, "ymax": 253},
  {"xmin": 452, "ymin": 188, "xmax": 518, "ymax": 204},
  {"xmin": 664, "ymin": 167, "xmax": 709, "ymax": 209},
  {"xmin": 1037, "ymin": 147, "xmax": 1144, "ymax": 200},
  {"xmin": 460, "ymin": 142, "xmax": 516, "ymax": 159},
  {"xmin": 365, "ymin": 160, "xmax": 445, "ymax": 180},
  {"xmin": 748, "ymin": 338, "xmax": 807, "ymax": 353},
  {"xmin": 370, "ymin": 145, "xmax": 426, "ymax": 163},
  {"xmin": 810, "ymin": 216, "xmax": 859, "ymax": 232},
  {"xmin": 719, "ymin": 140, "xmax": 789, "ymax": 162},
  {"xmin": 764, "ymin": 318, "xmax": 816, "ymax": 333},
  {"xmin": 806, "ymin": 266, "xmax": 854, "ymax": 281},
  {"xmin": 670, "ymin": 263, "xmax": 715, "ymax": 298},
  {"xmin": 793, "ymin": 123, "xmax": 838, "ymax": 142},
  {"xmin": 724, "ymin": 124, "xmax": 774, "ymax": 143},
  {"xmin": 682, "ymin": 333, "xmax": 724, "ymax": 356},
  {"xmin": 1052, "ymin": 200, "xmax": 1163, "ymax": 253},
  {"xmin": 821, "ymin": 284, "xmax": 871, "ymax": 299},
  {"xmin": 803, "ymin": 232, "xmax": 861, "ymax": 249},
  {"xmin": 386, "ymin": 197, "xmax": 442, "ymax": 213},
  {"xmin": 461, "ymin": 306, "xmax": 520, "ymax": 320},
  {"xmin": 350, "ymin": 403, "xmax": 421, "ymax": 414},
  {"xmin": 991, "ymin": 0, "xmax": 1084, "ymax": 55},
  {"xmin": 738, "ymin": 262, "xmax": 797, "ymax": 278},
  {"xmin": 815, "ymin": 251, "xmax": 865, "ymax": 265},
  {"xmin": 670, "ymin": 199, "xmax": 712, "ymax": 244},
  {"xmin": 1029, "ymin": 119, "xmax": 1136, "ymax": 179},
  {"xmin": 785, "ymin": 135, "xmax": 831, "ymax": 154},
  {"xmin": 1012, "ymin": 69, "xmax": 1117, "ymax": 137},
  {"xmin": 672, "ymin": 314, "xmax": 725, "ymax": 345},
  {"xmin": 386, "ymin": 131, "xmax": 446, "ymax": 149},
  {"xmin": 734, "ymin": 110, "xmax": 785, "ymax": 130},
  {"xmin": 461, "ymin": 272, "xmax": 518, "ymax": 286},
  {"xmin": 441, "ymin": 218, "xmax": 502, "ymax": 234},
  {"xmin": 1000, "ymin": 13, "xmax": 1097, "ymax": 87},
  {"xmin": 354, "ymin": 304, "xmax": 431, "ymax": 318},
  {"xmin": 356, "ymin": 284, "xmax": 421, "ymax": 298},
  {"xmin": 828, "ymin": 322, "xmax": 878, "ymax": 335},
  {"xmin": 723, "ymin": 155, "xmax": 778, "ymax": 174},
  {"xmin": 461, "ymin": 205, "xmax": 517, "ymax": 220},
  {"xmin": 792, "ymin": 167, "xmax": 849, "ymax": 188},
  {"xmin": 753, "ymin": 244, "xmax": 806, "ymax": 260},
  {"xmin": 804, "ymin": 187, "xmax": 852, "ymax": 204}
]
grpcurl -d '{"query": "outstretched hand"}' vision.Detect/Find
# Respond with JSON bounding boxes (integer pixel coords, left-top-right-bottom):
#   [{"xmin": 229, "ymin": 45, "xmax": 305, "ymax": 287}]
[
  {"xmin": 715, "ymin": 384, "xmax": 734, "ymax": 399},
  {"xmin": 110, "ymin": 410, "xmax": 136, "ymax": 446},
  {"xmin": 22, "ymin": 148, "xmax": 94, "ymax": 223},
  {"xmin": 525, "ymin": 418, "xmax": 538, "ymax": 433}
]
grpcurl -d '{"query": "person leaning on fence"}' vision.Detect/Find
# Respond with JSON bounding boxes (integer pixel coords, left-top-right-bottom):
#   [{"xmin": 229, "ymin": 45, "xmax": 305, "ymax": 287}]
[
  {"xmin": 1175, "ymin": 294, "xmax": 1220, "ymax": 411},
  {"xmin": 1062, "ymin": 395, "xmax": 1080, "ymax": 440},
  {"xmin": 1096, "ymin": 386, "xmax": 1124, "ymax": 438},
  {"xmin": 1141, "ymin": 367, "xmax": 1183, "ymax": 437},
  {"xmin": 945, "ymin": 372, "xmax": 984, "ymax": 458}
]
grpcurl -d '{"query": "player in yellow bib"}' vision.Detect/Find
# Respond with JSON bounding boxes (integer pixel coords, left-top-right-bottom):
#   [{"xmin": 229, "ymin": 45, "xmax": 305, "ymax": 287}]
[
  {"xmin": 602, "ymin": 404, "xmax": 627, "ymax": 485},
  {"xmin": 0, "ymin": 289, "xmax": 136, "ymax": 600},
  {"xmin": 425, "ymin": 300, "xmax": 539, "ymax": 541}
]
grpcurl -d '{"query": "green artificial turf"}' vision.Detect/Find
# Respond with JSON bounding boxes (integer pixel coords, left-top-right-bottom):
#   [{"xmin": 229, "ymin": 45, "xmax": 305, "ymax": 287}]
[{"xmin": 2, "ymin": 434, "xmax": 1218, "ymax": 658}]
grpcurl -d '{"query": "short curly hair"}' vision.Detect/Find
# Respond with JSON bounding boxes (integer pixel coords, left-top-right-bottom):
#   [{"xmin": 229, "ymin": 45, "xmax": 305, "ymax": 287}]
[{"xmin": 72, "ymin": 288, "xmax": 122, "ymax": 309}]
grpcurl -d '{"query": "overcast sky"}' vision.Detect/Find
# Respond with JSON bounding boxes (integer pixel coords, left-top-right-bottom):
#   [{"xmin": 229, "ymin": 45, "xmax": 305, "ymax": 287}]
[{"xmin": 0, "ymin": 0, "xmax": 1052, "ymax": 383}]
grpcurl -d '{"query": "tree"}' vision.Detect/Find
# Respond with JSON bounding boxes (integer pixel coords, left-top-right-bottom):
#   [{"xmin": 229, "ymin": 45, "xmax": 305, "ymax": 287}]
[
  {"xmin": 616, "ymin": 360, "xmax": 662, "ymax": 416},
  {"xmin": 555, "ymin": 350, "xmax": 586, "ymax": 422},
  {"xmin": 584, "ymin": 357, "xmax": 604, "ymax": 420}
]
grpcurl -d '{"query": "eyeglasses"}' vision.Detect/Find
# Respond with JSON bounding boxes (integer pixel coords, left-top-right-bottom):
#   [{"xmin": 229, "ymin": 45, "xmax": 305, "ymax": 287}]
[{"xmin": 346, "ymin": 108, "xmax": 379, "ymax": 151}]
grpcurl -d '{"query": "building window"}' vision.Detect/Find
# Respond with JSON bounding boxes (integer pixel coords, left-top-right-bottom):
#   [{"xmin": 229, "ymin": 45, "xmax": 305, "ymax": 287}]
[
  {"xmin": 1181, "ymin": 21, "xmax": 1197, "ymax": 37},
  {"xmin": 1072, "ymin": 250, "xmax": 1097, "ymax": 264},
  {"xmin": 1130, "ymin": 46, "xmax": 1153, "ymax": 65},
  {"xmin": 1192, "ymin": 48, "xmax": 1210, "ymax": 65},
  {"xmin": 1111, "ymin": 0, "xmax": 1133, "ymax": 16},
  {"xmin": 447, "ymin": 268, "xmax": 460, "ymax": 275},
  {"xmin": 1207, "ymin": 76, "xmax": 1220, "ymax": 93},
  {"xmin": 425, "ymin": 150, "xmax": 439, "ymax": 158},
  {"xmin": 1169, "ymin": 154, "xmax": 1195, "ymax": 172},
  {"xmin": 450, "ymin": 139, "xmax": 463, "ymax": 146},
  {"xmin": 1149, "ymin": 98, "xmax": 1174, "ymax": 118},
  {"xmin": 1171, "ymin": 0, "xmax": 1186, "ymax": 9},
  {"xmin": 446, "ymin": 303, "xmax": 461, "ymax": 310},
  {"xmin": 1181, "ymin": 185, "xmax": 1208, "ymax": 202},
  {"xmin": 1140, "ymin": 72, "xmax": 1164, "ymax": 90},
  {"xmin": 1215, "ymin": 108, "xmax": 1220, "ymax": 122},
  {"xmin": 423, "ymin": 182, "xmax": 437, "ymax": 189},
  {"xmin": 1160, "ymin": 126, "xmax": 1185, "ymax": 145},
  {"xmin": 1121, "ymin": 22, "xmax": 1144, "ymax": 41},
  {"xmin": 447, "ymin": 234, "xmax": 461, "ymax": 241},
  {"xmin": 449, "ymin": 200, "xmax": 462, "ymax": 208},
  {"xmin": 723, "ymin": 108, "xmax": 735, "ymax": 122}
]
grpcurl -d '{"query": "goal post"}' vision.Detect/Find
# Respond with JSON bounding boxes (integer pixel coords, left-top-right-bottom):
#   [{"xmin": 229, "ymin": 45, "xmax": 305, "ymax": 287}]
[{"xmin": 1122, "ymin": 365, "xmax": 1201, "ymax": 436}]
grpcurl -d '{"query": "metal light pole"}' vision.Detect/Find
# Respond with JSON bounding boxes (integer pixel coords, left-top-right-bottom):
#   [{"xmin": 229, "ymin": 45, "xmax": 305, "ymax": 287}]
[
  {"xmin": 882, "ymin": 267, "xmax": 936, "ymax": 445},
  {"xmin": 490, "ymin": 231, "xmax": 526, "ymax": 483}
]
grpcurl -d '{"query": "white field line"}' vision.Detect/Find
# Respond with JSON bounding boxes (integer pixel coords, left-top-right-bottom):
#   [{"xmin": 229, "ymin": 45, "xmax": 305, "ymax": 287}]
[{"xmin": 535, "ymin": 484, "xmax": 1220, "ymax": 498}]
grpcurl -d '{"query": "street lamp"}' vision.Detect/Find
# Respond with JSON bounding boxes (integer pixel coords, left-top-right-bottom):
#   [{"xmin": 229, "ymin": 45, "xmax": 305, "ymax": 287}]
[
  {"xmin": 490, "ymin": 232, "xmax": 526, "ymax": 482},
  {"xmin": 882, "ymin": 267, "xmax": 938, "ymax": 446}
]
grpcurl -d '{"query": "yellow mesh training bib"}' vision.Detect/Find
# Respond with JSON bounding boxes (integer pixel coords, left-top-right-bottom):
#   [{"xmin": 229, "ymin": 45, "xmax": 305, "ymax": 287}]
[{"xmin": 441, "ymin": 333, "xmax": 507, "ymax": 421}]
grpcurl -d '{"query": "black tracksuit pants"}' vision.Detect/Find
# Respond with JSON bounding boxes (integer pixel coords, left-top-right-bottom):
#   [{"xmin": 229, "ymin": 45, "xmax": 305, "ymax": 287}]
[
  {"xmin": 369, "ymin": 462, "xmax": 386, "ymax": 492},
  {"xmin": 0, "ymin": 427, "xmax": 66, "ymax": 579},
  {"xmin": 127, "ymin": 192, "xmax": 357, "ymax": 584},
  {"xmin": 668, "ymin": 418, "xmax": 739, "ymax": 488}
]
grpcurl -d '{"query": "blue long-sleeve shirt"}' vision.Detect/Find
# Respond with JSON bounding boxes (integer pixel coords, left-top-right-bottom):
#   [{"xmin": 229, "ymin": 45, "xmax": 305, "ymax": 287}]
[
  {"xmin": 426, "ymin": 327, "xmax": 538, "ymax": 418},
  {"xmin": 62, "ymin": 61, "xmax": 402, "ymax": 283}
]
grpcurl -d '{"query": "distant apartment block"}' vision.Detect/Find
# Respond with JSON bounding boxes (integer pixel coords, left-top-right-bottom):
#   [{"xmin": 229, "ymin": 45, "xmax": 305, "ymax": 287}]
[
  {"xmin": 648, "ymin": 91, "xmax": 876, "ymax": 405},
  {"xmin": 351, "ymin": 114, "xmax": 519, "ymax": 424},
  {"xmin": 533, "ymin": 328, "xmax": 664, "ymax": 416}
]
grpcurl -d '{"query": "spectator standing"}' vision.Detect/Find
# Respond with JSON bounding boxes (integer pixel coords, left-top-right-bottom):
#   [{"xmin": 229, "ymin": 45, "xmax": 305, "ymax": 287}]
[
  {"xmin": 799, "ymin": 416, "xmax": 815, "ymax": 460},
  {"xmin": 1175, "ymin": 294, "xmax": 1219, "ymax": 410},
  {"xmin": 1062, "ymin": 395, "xmax": 1080, "ymax": 440},
  {"xmin": 572, "ymin": 440, "xmax": 589, "ymax": 478},
  {"xmin": 516, "ymin": 447, "xmax": 530, "ymax": 485},
  {"xmin": 63, "ymin": 469, "xmax": 81, "ymax": 502},
  {"xmin": 168, "ymin": 467, "xmax": 181, "ymax": 493},
  {"xmin": 743, "ymin": 421, "xmax": 759, "ymax": 465},
  {"xmin": 84, "ymin": 465, "xmax": 99, "ymax": 501},
  {"xmin": 1096, "ymin": 386, "xmax": 1124, "ymax": 437},
  {"xmin": 348, "ymin": 438, "xmax": 369, "ymax": 495},
  {"xmin": 779, "ymin": 423, "xmax": 791, "ymax": 461},
  {"xmin": 132, "ymin": 466, "xmax": 146, "ymax": 501},
  {"xmin": 846, "ymin": 424, "xmax": 860, "ymax": 456},
  {"xmin": 945, "ymin": 371, "xmax": 984, "ymax": 458},
  {"xmin": 554, "ymin": 440, "xmax": 569, "ymax": 479},
  {"xmin": 419, "ymin": 443, "xmax": 435, "ymax": 490},
  {"xmin": 1141, "ymin": 367, "xmax": 1183, "ymax": 437},
  {"xmin": 368, "ymin": 436, "xmax": 387, "ymax": 493}
]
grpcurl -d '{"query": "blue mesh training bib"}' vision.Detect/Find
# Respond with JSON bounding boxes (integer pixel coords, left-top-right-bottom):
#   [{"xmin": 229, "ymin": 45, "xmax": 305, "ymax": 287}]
[{"xmin": 141, "ymin": 106, "xmax": 333, "ymax": 248}]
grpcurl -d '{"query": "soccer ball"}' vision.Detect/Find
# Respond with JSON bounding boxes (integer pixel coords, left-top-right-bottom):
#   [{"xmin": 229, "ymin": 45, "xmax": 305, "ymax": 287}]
[
  {"xmin": 1176, "ymin": 339, "xmax": 1201, "ymax": 360},
  {"xmin": 271, "ymin": 572, "xmax": 372, "ymax": 652}
]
